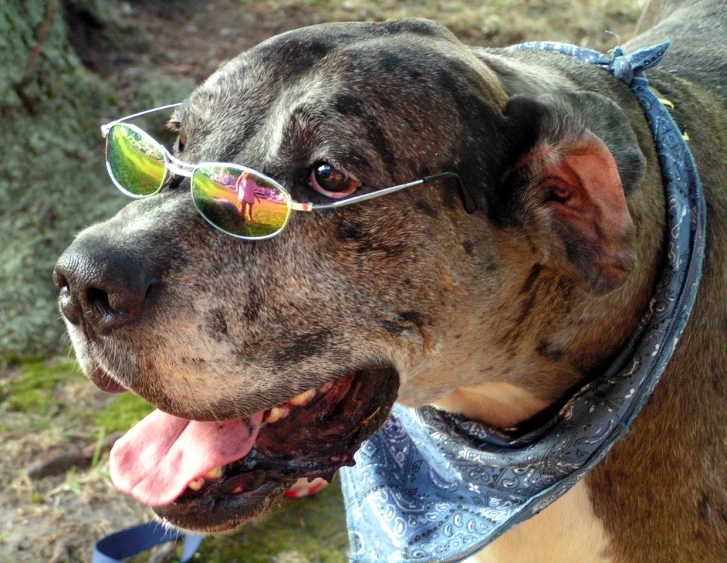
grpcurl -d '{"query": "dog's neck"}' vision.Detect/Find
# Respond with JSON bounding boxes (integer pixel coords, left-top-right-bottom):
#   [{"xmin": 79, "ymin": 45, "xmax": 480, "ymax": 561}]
[{"xmin": 434, "ymin": 382, "xmax": 551, "ymax": 429}]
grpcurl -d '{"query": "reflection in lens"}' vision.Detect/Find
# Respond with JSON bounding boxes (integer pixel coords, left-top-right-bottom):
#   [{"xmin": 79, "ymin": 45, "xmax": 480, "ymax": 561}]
[
  {"xmin": 192, "ymin": 165, "xmax": 291, "ymax": 238},
  {"xmin": 107, "ymin": 124, "xmax": 167, "ymax": 197}
]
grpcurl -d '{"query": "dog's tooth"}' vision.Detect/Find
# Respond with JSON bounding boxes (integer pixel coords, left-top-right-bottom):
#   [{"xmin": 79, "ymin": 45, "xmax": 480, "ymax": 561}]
[
  {"xmin": 289, "ymin": 389, "xmax": 316, "ymax": 406},
  {"xmin": 319, "ymin": 381, "xmax": 334, "ymax": 394},
  {"xmin": 205, "ymin": 466, "xmax": 222, "ymax": 480},
  {"xmin": 188, "ymin": 478, "xmax": 204, "ymax": 491},
  {"xmin": 264, "ymin": 406, "xmax": 289, "ymax": 424}
]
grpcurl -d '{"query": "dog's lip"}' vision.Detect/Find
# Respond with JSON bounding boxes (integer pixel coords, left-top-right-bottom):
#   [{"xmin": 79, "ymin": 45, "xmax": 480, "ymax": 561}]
[
  {"xmin": 89, "ymin": 366, "xmax": 127, "ymax": 394},
  {"xmin": 154, "ymin": 477, "xmax": 289, "ymax": 534},
  {"xmin": 148, "ymin": 367, "xmax": 400, "ymax": 532}
]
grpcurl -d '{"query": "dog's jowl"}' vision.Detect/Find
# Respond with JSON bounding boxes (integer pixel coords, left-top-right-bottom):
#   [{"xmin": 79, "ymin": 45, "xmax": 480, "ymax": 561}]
[{"xmin": 55, "ymin": 0, "xmax": 727, "ymax": 561}]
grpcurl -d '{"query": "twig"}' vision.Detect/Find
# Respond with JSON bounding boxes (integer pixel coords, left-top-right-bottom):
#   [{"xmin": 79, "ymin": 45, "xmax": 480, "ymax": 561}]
[
  {"xmin": 48, "ymin": 540, "xmax": 70, "ymax": 563},
  {"xmin": 27, "ymin": 0, "xmax": 57, "ymax": 78},
  {"xmin": 13, "ymin": 0, "xmax": 57, "ymax": 115},
  {"xmin": 26, "ymin": 432, "xmax": 124, "ymax": 480},
  {"xmin": 148, "ymin": 539, "xmax": 182, "ymax": 563}
]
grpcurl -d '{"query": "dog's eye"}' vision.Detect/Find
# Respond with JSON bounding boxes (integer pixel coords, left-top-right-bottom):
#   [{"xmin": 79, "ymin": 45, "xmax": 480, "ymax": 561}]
[{"xmin": 310, "ymin": 163, "xmax": 359, "ymax": 199}]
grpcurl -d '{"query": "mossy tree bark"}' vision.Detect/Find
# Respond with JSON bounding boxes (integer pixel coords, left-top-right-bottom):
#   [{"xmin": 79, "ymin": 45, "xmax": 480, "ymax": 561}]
[{"xmin": 0, "ymin": 0, "xmax": 126, "ymax": 356}]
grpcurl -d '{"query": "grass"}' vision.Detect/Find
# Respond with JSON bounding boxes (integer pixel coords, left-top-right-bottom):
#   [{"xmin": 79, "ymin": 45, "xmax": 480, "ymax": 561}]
[
  {"xmin": 192, "ymin": 478, "xmax": 349, "ymax": 563},
  {"xmin": 94, "ymin": 392, "xmax": 155, "ymax": 433},
  {"xmin": 1, "ymin": 355, "xmax": 84, "ymax": 415},
  {"xmin": 0, "ymin": 354, "xmax": 153, "ymax": 436},
  {"xmin": 126, "ymin": 479, "xmax": 349, "ymax": 563}
]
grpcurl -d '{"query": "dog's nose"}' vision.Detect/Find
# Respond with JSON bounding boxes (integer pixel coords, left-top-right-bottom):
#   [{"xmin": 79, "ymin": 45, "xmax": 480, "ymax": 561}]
[{"xmin": 54, "ymin": 234, "xmax": 153, "ymax": 333}]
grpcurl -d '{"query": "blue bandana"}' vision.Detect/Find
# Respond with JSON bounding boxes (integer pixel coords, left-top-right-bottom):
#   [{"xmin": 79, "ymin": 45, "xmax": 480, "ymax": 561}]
[{"xmin": 340, "ymin": 41, "xmax": 706, "ymax": 563}]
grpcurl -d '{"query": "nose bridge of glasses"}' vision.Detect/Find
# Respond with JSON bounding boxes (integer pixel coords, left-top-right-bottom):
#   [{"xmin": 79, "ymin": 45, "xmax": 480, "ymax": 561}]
[{"xmin": 167, "ymin": 153, "xmax": 196, "ymax": 178}]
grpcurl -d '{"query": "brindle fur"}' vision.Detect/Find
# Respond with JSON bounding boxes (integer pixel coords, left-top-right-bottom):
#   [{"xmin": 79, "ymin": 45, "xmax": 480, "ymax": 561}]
[{"xmin": 56, "ymin": 1, "xmax": 727, "ymax": 560}]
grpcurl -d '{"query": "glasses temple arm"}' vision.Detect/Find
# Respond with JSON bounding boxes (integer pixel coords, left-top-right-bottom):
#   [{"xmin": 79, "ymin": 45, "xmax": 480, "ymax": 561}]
[
  {"xmin": 100, "ymin": 102, "xmax": 183, "ymax": 136},
  {"xmin": 309, "ymin": 178, "xmax": 427, "ymax": 210},
  {"xmin": 421, "ymin": 172, "xmax": 478, "ymax": 214},
  {"xmin": 305, "ymin": 171, "xmax": 478, "ymax": 213}
]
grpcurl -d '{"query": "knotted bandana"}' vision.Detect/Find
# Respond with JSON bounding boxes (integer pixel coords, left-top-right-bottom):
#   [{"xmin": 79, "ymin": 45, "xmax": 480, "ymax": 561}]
[{"xmin": 340, "ymin": 41, "xmax": 706, "ymax": 563}]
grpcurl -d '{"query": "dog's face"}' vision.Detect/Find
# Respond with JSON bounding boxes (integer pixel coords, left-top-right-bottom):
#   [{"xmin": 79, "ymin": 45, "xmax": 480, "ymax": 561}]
[{"xmin": 56, "ymin": 19, "xmax": 646, "ymax": 532}]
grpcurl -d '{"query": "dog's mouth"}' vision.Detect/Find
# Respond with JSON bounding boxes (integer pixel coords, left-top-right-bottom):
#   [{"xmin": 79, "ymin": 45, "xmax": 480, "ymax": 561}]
[{"xmin": 109, "ymin": 368, "xmax": 399, "ymax": 532}]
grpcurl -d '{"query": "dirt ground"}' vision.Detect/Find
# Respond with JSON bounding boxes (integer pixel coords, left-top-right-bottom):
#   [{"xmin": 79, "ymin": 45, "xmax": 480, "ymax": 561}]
[{"xmin": 1, "ymin": 0, "xmax": 645, "ymax": 561}]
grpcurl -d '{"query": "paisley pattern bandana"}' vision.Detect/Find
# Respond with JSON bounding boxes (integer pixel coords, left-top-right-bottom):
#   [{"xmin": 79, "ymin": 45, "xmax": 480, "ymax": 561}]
[{"xmin": 340, "ymin": 41, "xmax": 706, "ymax": 563}]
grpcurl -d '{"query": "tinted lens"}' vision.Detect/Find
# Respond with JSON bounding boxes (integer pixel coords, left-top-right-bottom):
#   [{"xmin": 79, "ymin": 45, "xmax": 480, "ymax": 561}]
[
  {"xmin": 192, "ymin": 165, "xmax": 291, "ymax": 239},
  {"xmin": 106, "ymin": 124, "xmax": 167, "ymax": 197}
]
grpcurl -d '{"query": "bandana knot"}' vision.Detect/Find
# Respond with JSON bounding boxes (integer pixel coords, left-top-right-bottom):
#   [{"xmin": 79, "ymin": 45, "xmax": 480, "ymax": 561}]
[{"xmin": 609, "ymin": 42, "xmax": 669, "ymax": 85}]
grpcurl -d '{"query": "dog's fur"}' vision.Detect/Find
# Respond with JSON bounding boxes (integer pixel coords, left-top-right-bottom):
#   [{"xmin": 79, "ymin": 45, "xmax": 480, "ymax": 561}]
[{"xmin": 55, "ymin": 0, "xmax": 727, "ymax": 560}]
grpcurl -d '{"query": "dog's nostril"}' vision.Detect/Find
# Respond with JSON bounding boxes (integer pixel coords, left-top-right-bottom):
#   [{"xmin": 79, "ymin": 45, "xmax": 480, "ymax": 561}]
[
  {"xmin": 87, "ymin": 287, "xmax": 115, "ymax": 317},
  {"xmin": 57, "ymin": 284, "xmax": 82, "ymax": 326},
  {"xmin": 54, "ymin": 265, "xmax": 83, "ymax": 325},
  {"xmin": 54, "ymin": 269, "xmax": 69, "ymax": 290}
]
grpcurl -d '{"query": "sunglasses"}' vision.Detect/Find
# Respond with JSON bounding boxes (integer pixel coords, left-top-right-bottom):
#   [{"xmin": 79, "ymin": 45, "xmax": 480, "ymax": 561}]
[{"xmin": 101, "ymin": 103, "xmax": 476, "ymax": 240}]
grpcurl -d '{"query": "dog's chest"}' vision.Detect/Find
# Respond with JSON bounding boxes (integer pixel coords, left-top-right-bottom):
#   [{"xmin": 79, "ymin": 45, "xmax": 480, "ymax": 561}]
[{"xmin": 464, "ymin": 481, "xmax": 615, "ymax": 563}]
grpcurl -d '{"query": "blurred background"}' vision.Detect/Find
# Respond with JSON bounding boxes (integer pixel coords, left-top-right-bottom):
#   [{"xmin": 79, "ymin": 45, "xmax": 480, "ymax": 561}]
[{"xmin": 1, "ymin": 0, "xmax": 643, "ymax": 561}]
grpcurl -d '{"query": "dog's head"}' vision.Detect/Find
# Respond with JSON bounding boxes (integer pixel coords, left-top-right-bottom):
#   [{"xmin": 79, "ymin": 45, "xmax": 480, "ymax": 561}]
[{"xmin": 55, "ymin": 19, "xmax": 648, "ymax": 532}]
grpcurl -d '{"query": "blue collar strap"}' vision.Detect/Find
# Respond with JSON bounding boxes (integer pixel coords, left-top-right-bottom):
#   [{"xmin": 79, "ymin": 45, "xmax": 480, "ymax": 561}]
[
  {"xmin": 340, "ymin": 40, "xmax": 706, "ymax": 563},
  {"xmin": 92, "ymin": 521, "xmax": 202, "ymax": 563}
]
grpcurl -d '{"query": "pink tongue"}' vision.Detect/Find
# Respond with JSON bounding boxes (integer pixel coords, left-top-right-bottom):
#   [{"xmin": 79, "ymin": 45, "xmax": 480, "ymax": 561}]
[{"xmin": 110, "ymin": 409, "xmax": 263, "ymax": 507}]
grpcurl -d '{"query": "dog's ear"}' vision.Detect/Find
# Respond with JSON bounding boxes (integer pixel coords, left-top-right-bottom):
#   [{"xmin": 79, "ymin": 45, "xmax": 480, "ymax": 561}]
[{"xmin": 497, "ymin": 92, "xmax": 645, "ymax": 295}]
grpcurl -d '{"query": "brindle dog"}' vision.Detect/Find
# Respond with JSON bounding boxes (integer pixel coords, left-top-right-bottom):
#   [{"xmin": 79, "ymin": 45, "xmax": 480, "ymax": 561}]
[{"xmin": 54, "ymin": 0, "xmax": 727, "ymax": 560}]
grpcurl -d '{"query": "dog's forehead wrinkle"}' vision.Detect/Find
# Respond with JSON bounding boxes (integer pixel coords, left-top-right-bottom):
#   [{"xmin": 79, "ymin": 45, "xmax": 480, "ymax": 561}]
[
  {"xmin": 179, "ymin": 32, "xmax": 501, "ymax": 180},
  {"xmin": 259, "ymin": 76, "xmax": 334, "ymax": 166},
  {"xmin": 178, "ymin": 58, "xmax": 279, "ymax": 159},
  {"xmin": 186, "ymin": 73, "xmax": 350, "ymax": 170}
]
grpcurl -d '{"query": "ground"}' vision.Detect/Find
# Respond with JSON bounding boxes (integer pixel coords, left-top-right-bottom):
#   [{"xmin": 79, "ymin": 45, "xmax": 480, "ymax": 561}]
[{"xmin": 0, "ymin": 0, "xmax": 644, "ymax": 561}]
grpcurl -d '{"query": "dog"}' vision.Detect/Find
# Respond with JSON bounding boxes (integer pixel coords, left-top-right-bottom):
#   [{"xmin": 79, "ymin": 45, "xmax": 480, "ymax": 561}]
[{"xmin": 54, "ymin": 0, "xmax": 727, "ymax": 560}]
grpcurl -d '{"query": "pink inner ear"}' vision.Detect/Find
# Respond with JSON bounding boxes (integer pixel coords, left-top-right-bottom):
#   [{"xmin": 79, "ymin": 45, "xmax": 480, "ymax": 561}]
[{"xmin": 542, "ymin": 132, "xmax": 635, "ymax": 293}]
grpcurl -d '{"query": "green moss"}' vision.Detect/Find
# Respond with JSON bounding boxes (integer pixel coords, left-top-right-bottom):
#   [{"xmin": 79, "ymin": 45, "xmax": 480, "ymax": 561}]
[
  {"xmin": 2, "ymin": 352, "xmax": 44, "ymax": 365},
  {"xmin": 3, "ymin": 356, "xmax": 82, "ymax": 414},
  {"xmin": 93, "ymin": 392, "xmax": 155, "ymax": 434},
  {"xmin": 196, "ymin": 479, "xmax": 349, "ymax": 563}
]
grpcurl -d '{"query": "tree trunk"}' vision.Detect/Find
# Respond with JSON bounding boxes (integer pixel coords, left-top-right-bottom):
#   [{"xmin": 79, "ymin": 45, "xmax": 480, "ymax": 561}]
[{"xmin": 0, "ymin": 0, "xmax": 125, "ymax": 356}]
